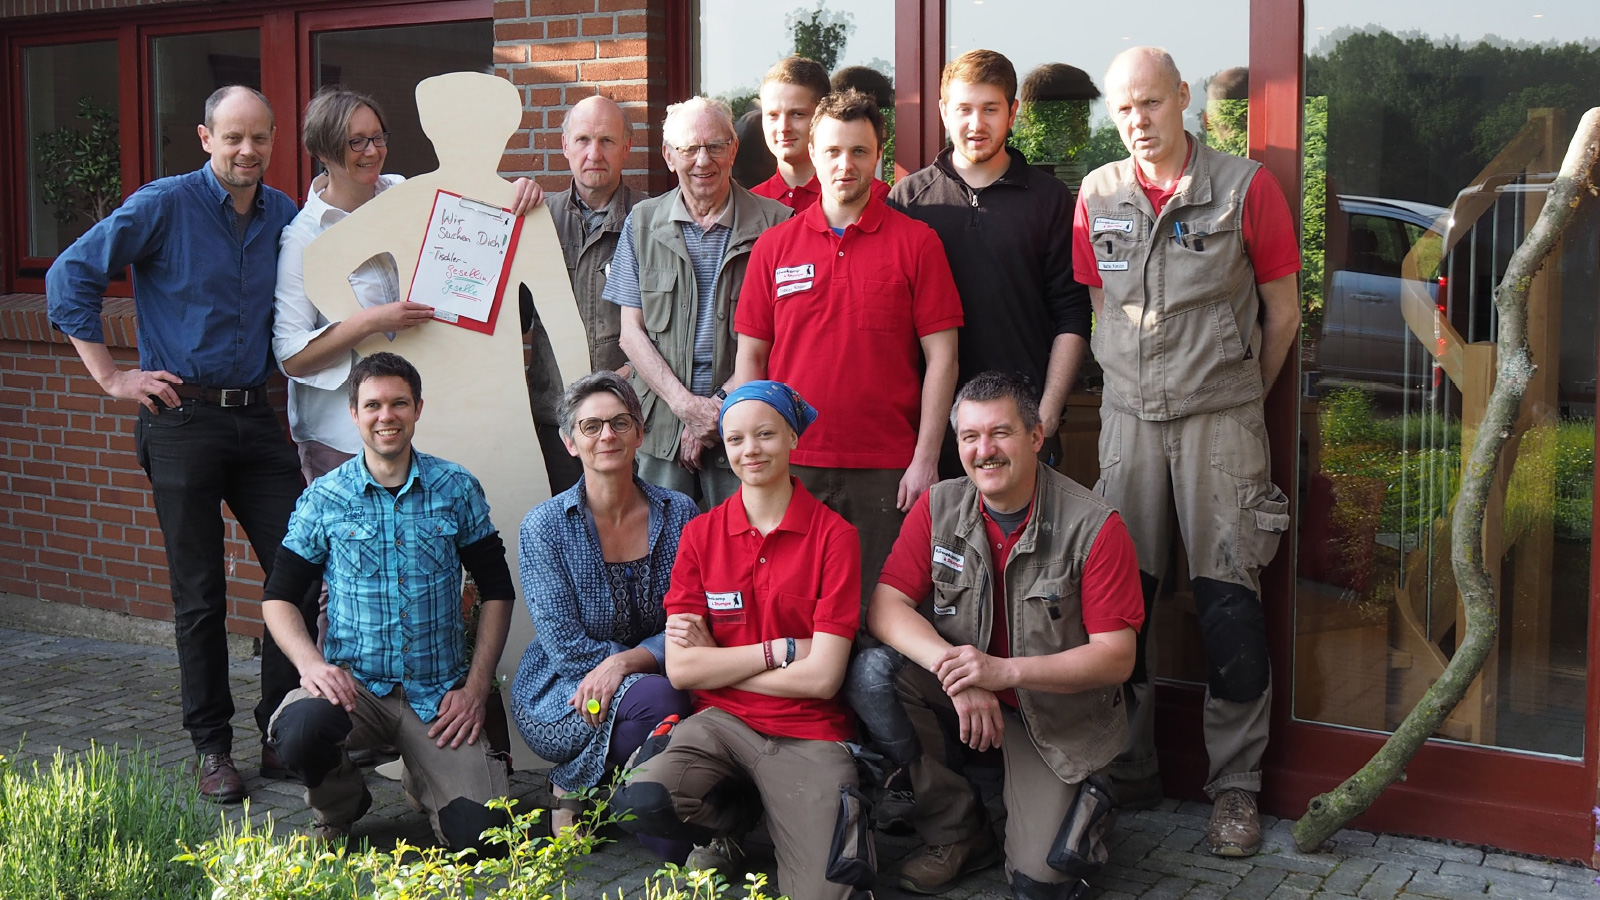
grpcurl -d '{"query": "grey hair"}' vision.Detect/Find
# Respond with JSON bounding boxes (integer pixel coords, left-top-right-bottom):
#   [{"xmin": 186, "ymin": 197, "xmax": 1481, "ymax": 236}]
[
  {"xmin": 662, "ymin": 96, "xmax": 736, "ymax": 149},
  {"xmin": 949, "ymin": 371, "xmax": 1041, "ymax": 431},
  {"xmin": 1105, "ymin": 46, "xmax": 1184, "ymax": 94},
  {"xmin": 558, "ymin": 371, "xmax": 645, "ymax": 439},
  {"xmin": 204, "ymin": 85, "xmax": 274, "ymax": 130}
]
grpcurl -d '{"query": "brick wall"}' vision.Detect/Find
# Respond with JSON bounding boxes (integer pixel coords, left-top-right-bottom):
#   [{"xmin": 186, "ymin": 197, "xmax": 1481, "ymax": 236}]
[
  {"xmin": 0, "ymin": 296, "xmax": 272, "ymax": 640},
  {"xmin": 492, "ymin": 0, "xmax": 672, "ymax": 194}
]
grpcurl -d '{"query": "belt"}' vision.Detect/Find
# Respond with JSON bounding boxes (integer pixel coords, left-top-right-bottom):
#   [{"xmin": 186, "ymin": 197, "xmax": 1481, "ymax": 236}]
[{"xmin": 172, "ymin": 383, "xmax": 268, "ymax": 408}]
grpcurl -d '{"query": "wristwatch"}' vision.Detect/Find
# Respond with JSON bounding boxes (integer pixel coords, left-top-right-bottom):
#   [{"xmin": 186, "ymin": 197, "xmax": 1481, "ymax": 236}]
[{"xmin": 713, "ymin": 387, "xmax": 728, "ymax": 401}]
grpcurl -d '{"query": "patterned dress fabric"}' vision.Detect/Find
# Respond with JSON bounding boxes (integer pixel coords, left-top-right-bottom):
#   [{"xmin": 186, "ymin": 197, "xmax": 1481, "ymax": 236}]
[{"xmin": 511, "ymin": 476, "xmax": 698, "ymax": 788}]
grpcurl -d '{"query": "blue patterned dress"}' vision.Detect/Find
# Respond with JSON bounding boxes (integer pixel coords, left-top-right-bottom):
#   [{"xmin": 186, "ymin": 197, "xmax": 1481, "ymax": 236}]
[{"xmin": 511, "ymin": 476, "xmax": 698, "ymax": 788}]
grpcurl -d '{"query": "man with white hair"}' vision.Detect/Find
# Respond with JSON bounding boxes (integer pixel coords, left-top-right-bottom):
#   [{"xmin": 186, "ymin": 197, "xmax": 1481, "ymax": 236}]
[
  {"xmin": 1073, "ymin": 46, "xmax": 1301, "ymax": 857},
  {"xmin": 606, "ymin": 96, "xmax": 791, "ymax": 508}
]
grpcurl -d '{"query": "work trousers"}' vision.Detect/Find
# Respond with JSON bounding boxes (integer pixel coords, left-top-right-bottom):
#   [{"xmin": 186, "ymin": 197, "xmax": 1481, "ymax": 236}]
[
  {"xmin": 1096, "ymin": 401, "xmax": 1287, "ymax": 796},
  {"xmin": 791, "ymin": 464, "xmax": 906, "ymax": 616},
  {"xmin": 851, "ymin": 650, "xmax": 1094, "ymax": 887},
  {"xmin": 268, "ymin": 684, "xmax": 510, "ymax": 851},
  {"xmin": 615, "ymin": 707, "xmax": 868, "ymax": 900},
  {"xmin": 636, "ymin": 451, "xmax": 739, "ymax": 512},
  {"xmin": 135, "ymin": 400, "xmax": 314, "ymax": 755}
]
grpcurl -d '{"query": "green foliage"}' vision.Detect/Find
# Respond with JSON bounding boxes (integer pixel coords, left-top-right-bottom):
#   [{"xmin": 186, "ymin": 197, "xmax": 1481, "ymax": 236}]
[
  {"xmin": 880, "ymin": 106, "xmax": 896, "ymax": 187},
  {"xmin": 0, "ymin": 743, "xmax": 212, "ymax": 900},
  {"xmin": 1010, "ymin": 100, "xmax": 1092, "ymax": 163},
  {"xmin": 174, "ymin": 807, "xmax": 361, "ymax": 900},
  {"xmin": 35, "ymin": 96, "xmax": 121, "ymax": 226},
  {"xmin": 1080, "ymin": 120, "xmax": 1128, "ymax": 173},
  {"xmin": 1300, "ymin": 96, "xmax": 1329, "ymax": 328},
  {"xmin": 1204, "ymin": 98, "xmax": 1250, "ymax": 158},
  {"xmin": 786, "ymin": 2, "xmax": 854, "ymax": 72},
  {"xmin": 606, "ymin": 866, "xmax": 779, "ymax": 900}
]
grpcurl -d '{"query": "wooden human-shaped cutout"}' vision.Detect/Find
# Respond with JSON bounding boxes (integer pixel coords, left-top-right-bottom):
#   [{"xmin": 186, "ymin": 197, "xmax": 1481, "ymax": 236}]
[{"xmin": 304, "ymin": 71, "xmax": 587, "ymax": 765}]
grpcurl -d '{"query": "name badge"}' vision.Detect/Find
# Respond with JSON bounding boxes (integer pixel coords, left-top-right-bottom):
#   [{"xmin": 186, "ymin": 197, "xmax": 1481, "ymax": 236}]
[
  {"xmin": 775, "ymin": 264, "xmax": 815, "ymax": 284},
  {"xmin": 1098, "ymin": 260, "xmax": 1130, "ymax": 272},
  {"xmin": 933, "ymin": 546, "xmax": 965, "ymax": 573},
  {"xmin": 1092, "ymin": 216, "xmax": 1134, "ymax": 234},
  {"xmin": 706, "ymin": 591, "xmax": 743, "ymax": 611},
  {"xmin": 932, "ymin": 603, "xmax": 957, "ymax": 616},
  {"xmin": 776, "ymin": 280, "xmax": 813, "ymax": 298}
]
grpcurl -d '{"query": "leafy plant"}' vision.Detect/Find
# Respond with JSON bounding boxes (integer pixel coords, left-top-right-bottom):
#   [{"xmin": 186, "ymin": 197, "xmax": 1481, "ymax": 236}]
[
  {"xmin": 1010, "ymin": 100, "xmax": 1092, "ymax": 164},
  {"xmin": 35, "ymin": 96, "xmax": 121, "ymax": 226},
  {"xmin": 786, "ymin": 1, "xmax": 854, "ymax": 72},
  {"xmin": 0, "ymin": 742, "xmax": 212, "ymax": 900}
]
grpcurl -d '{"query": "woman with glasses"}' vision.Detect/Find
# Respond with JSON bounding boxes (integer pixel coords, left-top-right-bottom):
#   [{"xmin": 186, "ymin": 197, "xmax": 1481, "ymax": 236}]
[{"xmin": 510, "ymin": 372, "xmax": 697, "ymax": 853}]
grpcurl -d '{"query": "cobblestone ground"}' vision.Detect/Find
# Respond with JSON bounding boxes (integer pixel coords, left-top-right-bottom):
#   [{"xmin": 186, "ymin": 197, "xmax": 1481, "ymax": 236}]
[{"xmin": 1, "ymin": 626, "xmax": 1596, "ymax": 900}]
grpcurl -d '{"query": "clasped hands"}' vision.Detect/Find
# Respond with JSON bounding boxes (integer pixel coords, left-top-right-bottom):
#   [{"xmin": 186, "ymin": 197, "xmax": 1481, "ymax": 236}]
[{"xmin": 931, "ymin": 644, "xmax": 1012, "ymax": 753}]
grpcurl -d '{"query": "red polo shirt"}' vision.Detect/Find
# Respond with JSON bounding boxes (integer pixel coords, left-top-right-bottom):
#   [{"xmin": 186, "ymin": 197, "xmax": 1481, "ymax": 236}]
[
  {"xmin": 665, "ymin": 477, "xmax": 862, "ymax": 741},
  {"xmin": 736, "ymin": 194, "xmax": 964, "ymax": 469},
  {"xmin": 752, "ymin": 172, "xmax": 890, "ymax": 211},
  {"xmin": 878, "ymin": 491, "xmax": 1145, "ymax": 706}
]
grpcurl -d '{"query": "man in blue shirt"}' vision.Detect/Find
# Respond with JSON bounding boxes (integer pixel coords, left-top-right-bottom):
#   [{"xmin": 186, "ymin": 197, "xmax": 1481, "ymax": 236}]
[
  {"xmin": 46, "ymin": 85, "xmax": 314, "ymax": 803},
  {"xmin": 261, "ymin": 352, "xmax": 516, "ymax": 852}
]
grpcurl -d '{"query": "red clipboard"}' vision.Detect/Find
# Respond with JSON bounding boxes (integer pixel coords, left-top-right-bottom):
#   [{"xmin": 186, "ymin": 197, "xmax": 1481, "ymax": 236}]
[{"xmin": 406, "ymin": 189, "xmax": 525, "ymax": 336}]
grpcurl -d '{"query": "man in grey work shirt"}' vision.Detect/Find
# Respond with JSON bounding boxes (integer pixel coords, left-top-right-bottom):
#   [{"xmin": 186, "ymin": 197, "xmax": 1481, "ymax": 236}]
[
  {"xmin": 524, "ymin": 94, "xmax": 646, "ymax": 492},
  {"xmin": 604, "ymin": 95, "xmax": 789, "ymax": 508}
]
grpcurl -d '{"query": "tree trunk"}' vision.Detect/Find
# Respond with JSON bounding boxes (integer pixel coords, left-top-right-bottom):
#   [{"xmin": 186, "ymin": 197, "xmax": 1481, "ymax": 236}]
[{"xmin": 1293, "ymin": 108, "xmax": 1600, "ymax": 852}]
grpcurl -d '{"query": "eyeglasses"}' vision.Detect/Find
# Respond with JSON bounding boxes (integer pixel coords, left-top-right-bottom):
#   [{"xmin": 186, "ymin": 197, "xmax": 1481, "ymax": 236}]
[
  {"xmin": 672, "ymin": 140, "xmax": 733, "ymax": 160},
  {"xmin": 348, "ymin": 132, "xmax": 391, "ymax": 152},
  {"xmin": 576, "ymin": 414, "xmax": 639, "ymax": 437}
]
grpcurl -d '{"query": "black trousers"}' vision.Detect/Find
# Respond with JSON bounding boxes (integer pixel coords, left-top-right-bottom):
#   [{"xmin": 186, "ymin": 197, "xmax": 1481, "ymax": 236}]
[{"xmin": 135, "ymin": 400, "xmax": 315, "ymax": 755}]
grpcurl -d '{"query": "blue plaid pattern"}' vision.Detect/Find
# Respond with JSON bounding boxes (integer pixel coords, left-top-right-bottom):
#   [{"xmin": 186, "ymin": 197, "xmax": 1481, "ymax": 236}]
[{"xmin": 282, "ymin": 450, "xmax": 497, "ymax": 723}]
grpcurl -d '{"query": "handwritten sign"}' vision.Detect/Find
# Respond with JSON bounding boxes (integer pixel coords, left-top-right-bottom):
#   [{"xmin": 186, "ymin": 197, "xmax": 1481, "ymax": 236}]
[{"xmin": 406, "ymin": 191, "xmax": 523, "ymax": 335}]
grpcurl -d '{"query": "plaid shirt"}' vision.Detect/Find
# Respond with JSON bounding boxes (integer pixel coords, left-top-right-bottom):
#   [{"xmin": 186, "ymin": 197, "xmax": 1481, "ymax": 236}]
[{"xmin": 283, "ymin": 449, "xmax": 497, "ymax": 722}]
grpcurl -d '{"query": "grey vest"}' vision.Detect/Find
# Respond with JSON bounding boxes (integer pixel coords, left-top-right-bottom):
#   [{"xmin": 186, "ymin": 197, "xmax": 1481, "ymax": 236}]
[
  {"xmin": 1079, "ymin": 138, "xmax": 1265, "ymax": 420},
  {"xmin": 926, "ymin": 464, "xmax": 1127, "ymax": 783},
  {"xmin": 626, "ymin": 184, "xmax": 790, "ymax": 461},
  {"xmin": 549, "ymin": 182, "xmax": 645, "ymax": 372}
]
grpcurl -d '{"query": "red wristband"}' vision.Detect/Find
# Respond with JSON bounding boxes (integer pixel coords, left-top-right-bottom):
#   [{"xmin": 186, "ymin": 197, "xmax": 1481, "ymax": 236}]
[{"xmin": 762, "ymin": 639, "xmax": 775, "ymax": 670}]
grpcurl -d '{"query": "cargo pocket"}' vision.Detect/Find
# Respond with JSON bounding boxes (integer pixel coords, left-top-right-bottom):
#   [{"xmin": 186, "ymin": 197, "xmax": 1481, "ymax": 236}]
[
  {"xmin": 1046, "ymin": 774, "xmax": 1116, "ymax": 880},
  {"xmin": 330, "ymin": 520, "xmax": 381, "ymax": 576},
  {"xmin": 415, "ymin": 517, "xmax": 461, "ymax": 573},
  {"xmin": 639, "ymin": 268, "xmax": 677, "ymax": 336},
  {"xmin": 1238, "ymin": 483, "xmax": 1290, "ymax": 570},
  {"xmin": 825, "ymin": 784, "xmax": 877, "ymax": 889}
]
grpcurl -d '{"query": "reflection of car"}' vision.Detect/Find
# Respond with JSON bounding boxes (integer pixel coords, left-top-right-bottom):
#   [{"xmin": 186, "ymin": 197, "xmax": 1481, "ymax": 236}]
[{"xmin": 1317, "ymin": 195, "xmax": 1449, "ymax": 396}]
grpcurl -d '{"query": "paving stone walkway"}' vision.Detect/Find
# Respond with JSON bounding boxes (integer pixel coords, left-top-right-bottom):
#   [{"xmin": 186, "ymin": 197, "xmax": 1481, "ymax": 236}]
[{"xmin": 1, "ymin": 625, "xmax": 1595, "ymax": 900}]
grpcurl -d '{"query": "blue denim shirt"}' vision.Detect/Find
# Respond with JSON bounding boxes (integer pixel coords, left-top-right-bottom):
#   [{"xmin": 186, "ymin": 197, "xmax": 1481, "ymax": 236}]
[
  {"xmin": 46, "ymin": 164, "xmax": 297, "ymax": 388},
  {"xmin": 283, "ymin": 449, "xmax": 498, "ymax": 723}
]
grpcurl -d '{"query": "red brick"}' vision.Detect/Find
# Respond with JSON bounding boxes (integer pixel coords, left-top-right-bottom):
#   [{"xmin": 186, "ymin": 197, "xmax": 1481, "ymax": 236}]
[
  {"xmin": 493, "ymin": 0, "xmax": 527, "ymax": 17},
  {"xmin": 598, "ymin": 37, "xmax": 647, "ymax": 58},
  {"xmin": 105, "ymin": 560, "xmax": 151, "ymax": 582},
  {"xmin": 544, "ymin": 17, "xmax": 579, "ymax": 39},
  {"xmin": 129, "ymin": 601, "xmax": 172, "ymax": 622},
  {"xmin": 495, "ymin": 21, "xmax": 543, "ymax": 41},
  {"xmin": 581, "ymin": 15, "xmax": 614, "ymax": 36},
  {"xmin": 494, "ymin": 44, "xmax": 528, "ymax": 64},
  {"xmin": 528, "ymin": 40, "xmax": 595, "ymax": 61},
  {"xmin": 510, "ymin": 63, "xmax": 580, "ymax": 85},
  {"xmin": 93, "ymin": 541, "xmax": 137, "ymax": 562},
  {"xmin": 616, "ymin": 13, "xmax": 649, "ymax": 33},
  {"xmin": 579, "ymin": 59, "xmax": 653, "ymax": 81},
  {"xmin": 597, "ymin": 0, "xmax": 644, "ymax": 10},
  {"xmin": 57, "ymin": 518, "xmax": 96, "ymax": 538},
  {"xmin": 98, "ymin": 488, "xmax": 145, "ymax": 507},
  {"xmin": 532, "ymin": 0, "xmax": 594, "ymax": 14},
  {"xmin": 525, "ymin": 87, "xmax": 563, "ymax": 107}
]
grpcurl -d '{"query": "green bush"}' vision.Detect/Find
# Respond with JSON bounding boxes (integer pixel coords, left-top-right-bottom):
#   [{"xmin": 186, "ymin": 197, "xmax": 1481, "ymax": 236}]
[{"xmin": 0, "ymin": 743, "xmax": 212, "ymax": 900}]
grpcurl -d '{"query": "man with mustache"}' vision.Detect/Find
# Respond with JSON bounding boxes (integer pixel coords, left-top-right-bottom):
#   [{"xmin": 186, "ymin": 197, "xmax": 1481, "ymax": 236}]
[
  {"xmin": 889, "ymin": 49, "xmax": 1091, "ymax": 478},
  {"xmin": 733, "ymin": 89, "xmax": 962, "ymax": 607},
  {"xmin": 846, "ymin": 371, "xmax": 1143, "ymax": 898}
]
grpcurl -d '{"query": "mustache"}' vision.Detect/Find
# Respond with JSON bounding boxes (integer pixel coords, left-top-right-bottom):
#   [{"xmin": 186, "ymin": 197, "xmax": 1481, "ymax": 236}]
[{"xmin": 974, "ymin": 455, "xmax": 1008, "ymax": 469}]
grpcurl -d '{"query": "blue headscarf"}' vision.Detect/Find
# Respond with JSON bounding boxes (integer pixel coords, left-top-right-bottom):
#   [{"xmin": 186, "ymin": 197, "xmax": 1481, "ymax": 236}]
[{"xmin": 718, "ymin": 380, "xmax": 818, "ymax": 438}]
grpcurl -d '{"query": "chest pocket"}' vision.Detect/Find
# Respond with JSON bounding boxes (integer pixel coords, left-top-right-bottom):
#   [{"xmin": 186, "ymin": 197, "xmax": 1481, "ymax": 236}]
[
  {"xmin": 1089, "ymin": 212, "xmax": 1149, "ymax": 269},
  {"xmin": 857, "ymin": 278, "xmax": 914, "ymax": 333},
  {"xmin": 1017, "ymin": 580, "xmax": 1088, "ymax": 647},
  {"xmin": 330, "ymin": 520, "xmax": 380, "ymax": 576},
  {"xmin": 413, "ymin": 517, "xmax": 461, "ymax": 574},
  {"xmin": 639, "ymin": 267, "xmax": 679, "ymax": 335}
]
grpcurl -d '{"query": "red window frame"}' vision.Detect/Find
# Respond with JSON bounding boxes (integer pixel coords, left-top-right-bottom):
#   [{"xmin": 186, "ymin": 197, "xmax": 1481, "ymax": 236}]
[{"xmin": 1, "ymin": 0, "xmax": 490, "ymax": 296}]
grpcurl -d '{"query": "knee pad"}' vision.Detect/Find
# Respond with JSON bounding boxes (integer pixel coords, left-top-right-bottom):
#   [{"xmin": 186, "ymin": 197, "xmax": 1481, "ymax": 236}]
[
  {"xmin": 624, "ymin": 714, "xmax": 680, "ymax": 772},
  {"xmin": 1127, "ymin": 571, "xmax": 1160, "ymax": 685},
  {"xmin": 438, "ymin": 796, "xmax": 510, "ymax": 858},
  {"xmin": 1046, "ymin": 775, "xmax": 1115, "ymax": 880},
  {"xmin": 1191, "ymin": 577, "xmax": 1270, "ymax": 702},
  {"xmin": 268, "ymin": 698, "xmax": 352, "ymax": 789},
  {"xmin": 611, "ymin": 781, "xmax": 719, "ymax": 846},
  {"xmin": 825, "ymin": 784, "xmax": 877, "ymax": 889},
  {"xmin": 1011, "ymin": 870, "xmax": 1091, "ymax": 900}
]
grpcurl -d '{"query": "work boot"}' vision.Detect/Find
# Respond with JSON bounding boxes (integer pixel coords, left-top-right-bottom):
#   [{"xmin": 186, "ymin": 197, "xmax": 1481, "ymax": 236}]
[
  {"xmin": 897, "ymin": 827, "xmax": 1002, "ymax": 894},
  {"xmin": 197, "ymin": 753, "xmax": 246, "ymax": 804},
  {"xmin": 875, "ymin": 766, "xmax": 915, "ymax": 835},
  {"xmin": 259, "ymin": 742, "xmax": 299, "ymax": 782},
  {"xmin": 308, "ymin": 784, "xmax": 373, "ymax": 846},
  {"xmin": 1206, "ymin": 788, "xmax": 1261, "ymax": 857},
  {"xmin": 686, "ymin": 835, "xmax": 745, "ymax": 876}
]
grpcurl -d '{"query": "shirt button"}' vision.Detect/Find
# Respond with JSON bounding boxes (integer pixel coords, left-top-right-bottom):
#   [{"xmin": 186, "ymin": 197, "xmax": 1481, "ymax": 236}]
[
  {"xmin": 837, "ymin": 251, "xmax": 844, "ymax": 257},
  {"xmin": 400, "ymin": 610, "xmax": 408, "ymax": 619},
  {"xmin": 398, "ymin": 575, "xmax": 405, "ymax": 585},
  {"xmin": 749, "ymin": 529, "xmax": 757, "ymax": 537},
  {"xmin": 401, "ymin": 645, "xmax": 409, "ymax": 653},
  {"xmin": 396, "ymin": 538, "xmax": 403, "ymax": 548},
  {"xmin": 759, "ymin": 557, "xmax": 767, "ymax": 564}
]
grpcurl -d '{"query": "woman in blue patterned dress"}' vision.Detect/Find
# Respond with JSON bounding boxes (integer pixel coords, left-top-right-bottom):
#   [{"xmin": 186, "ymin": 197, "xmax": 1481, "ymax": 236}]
[{"xmin": 510, "ymin": 372, "xmax": 697, "ymax": 856}]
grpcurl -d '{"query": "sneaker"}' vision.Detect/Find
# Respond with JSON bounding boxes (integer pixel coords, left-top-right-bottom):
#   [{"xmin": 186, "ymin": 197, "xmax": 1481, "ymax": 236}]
[
  {"xmin": 685, "ymin": 835, "xmax": 745, "ymax": 876},
  {"xmin": 1110, "ymin": 772, "xmax": 1164, "ymax": 811},
  {"xmin": 897, "ymin": 828, "xmax": 1001, "ymax": 894},
  {"xmin": 875, "ymin": 766, "xmax": 915, "ymax": 835},
  {"xmin": 197, "ymin": 753, "xmax": 246, "ymax": 804},
  {"xmin": 1206, "ymin": 788, "xmax": 1261, "ymax": 857}
]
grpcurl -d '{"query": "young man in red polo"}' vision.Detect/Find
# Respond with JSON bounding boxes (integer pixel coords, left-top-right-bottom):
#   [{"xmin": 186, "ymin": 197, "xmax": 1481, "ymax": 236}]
[
  {"xmin": 733, "ymin": 88, "xmax": 963, "ymax": 608},
  {"xmin": 751, "ymin": 57, "xmax": 891, "ymax": 212}
]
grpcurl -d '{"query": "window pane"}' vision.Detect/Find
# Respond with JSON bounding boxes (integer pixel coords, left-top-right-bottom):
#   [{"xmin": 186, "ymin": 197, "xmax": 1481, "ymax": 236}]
[
  {"xmin": 151, "ymin": 29, "xmax": 261, "ymax": 179},
  {"xmin": 313, "ymin": 21, "xmax": 492, "ymax": 179},
  {"xmin": 695, "ymin": 1, "xmax": 896, "ymax": 188},
  {"xmin": 24, "ymin": 41, "xmax": 119, "ymax": 257},
  {"xmin": 1295, "ymin": 2, "xmax": 1598, "ymax": 758}
]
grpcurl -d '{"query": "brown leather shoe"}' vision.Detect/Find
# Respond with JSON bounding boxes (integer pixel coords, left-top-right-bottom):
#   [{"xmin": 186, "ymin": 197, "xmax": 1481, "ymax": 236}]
[
  {"xmin": 898, "ymin": 827, "xmax": 1002, "ymax": 894},
  {"xmin": 197, "ymin": 753, "xmax": 246, "ymax": 804},
  {"xmin": 259, "ymin": 743, "xmax": 300, "ymax": 782},
  {"xmin": 1206, "ymin": 788, "xmax": 1261, "ymax": 857}
]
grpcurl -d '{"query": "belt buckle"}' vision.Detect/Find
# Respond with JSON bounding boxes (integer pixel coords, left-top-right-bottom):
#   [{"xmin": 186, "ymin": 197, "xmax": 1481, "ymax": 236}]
[{"xmin": 217, "ymin": 388, "xmax": 249, "ymax": 408}]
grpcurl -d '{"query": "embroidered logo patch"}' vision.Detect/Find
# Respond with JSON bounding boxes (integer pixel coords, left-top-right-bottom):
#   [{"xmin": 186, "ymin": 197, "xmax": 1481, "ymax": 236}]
[
  {"xmin": 706, "ymin": 591, "xmax": 743, "ymax": 611},
  {"xmin": 1092, "ymin": 216, "xmax": 1134, "ymax": 234},
  {"xmin": 1098, "ymin": 260, "xmax": 1130, "ymax": 271},
  {"xmin": 775, "ymin": 264, "xmax": 815, "ymax": 284},
  {"xmin": 775, "ymin": 280, "xmax": 813, "ymax": 298},
  {"xmin": 933, "ymin": 546, "xmax": 965, "ymax": 573}
]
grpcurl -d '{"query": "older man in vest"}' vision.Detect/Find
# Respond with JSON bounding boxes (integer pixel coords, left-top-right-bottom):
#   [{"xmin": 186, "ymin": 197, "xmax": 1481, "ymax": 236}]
[
  {"xmin": 1071, "ymin": 47, "xmax": 1302, "ymax": 857},
  {"xmin": 846, "ymin": 371, "xmax": 1143, "ymax": 899},
  {"xmin": 605, "ymin": 96, "xmax": 791, "ymax": 509}
]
